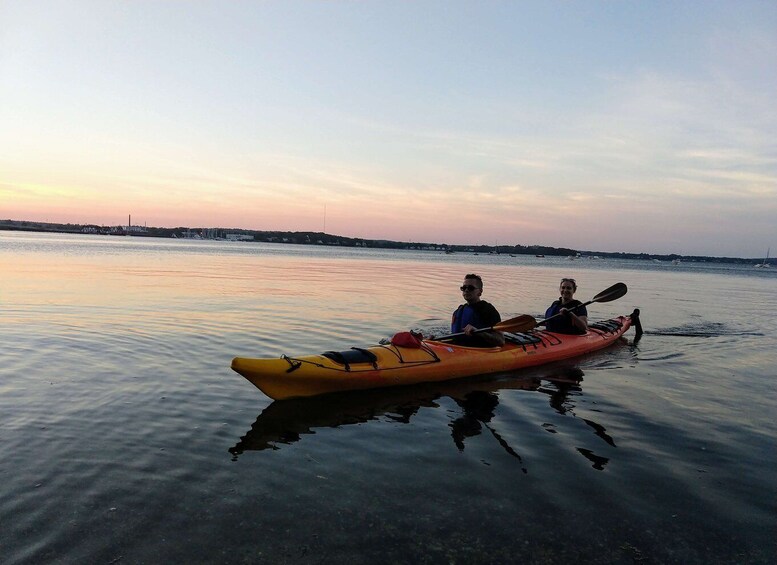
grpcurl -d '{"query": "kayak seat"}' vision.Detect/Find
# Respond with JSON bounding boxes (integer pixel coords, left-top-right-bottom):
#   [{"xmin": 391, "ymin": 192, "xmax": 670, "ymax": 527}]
[
  {"xmin": 503, "ymin": 332, "xmax": 543, "ymax": 346},
  {"xmin": 322, "ymin": 348, "xmax": 379, "ymax": 371},
  {"xmin": 588, "ymin": 320, "xmax": 623, "ymax": 333}
]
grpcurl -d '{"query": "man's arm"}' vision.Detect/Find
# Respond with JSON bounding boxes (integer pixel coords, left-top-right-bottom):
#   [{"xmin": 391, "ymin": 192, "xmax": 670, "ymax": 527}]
[{"xmin": 478, "ymin": 302, "xmax": 505, "ymax": 346}]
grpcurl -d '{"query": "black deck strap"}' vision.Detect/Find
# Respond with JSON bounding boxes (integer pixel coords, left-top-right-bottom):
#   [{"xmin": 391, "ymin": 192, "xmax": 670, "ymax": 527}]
[
  {"xmin": 377, "ymin": 343, "xmax": 440, "ymax": 364},
  {"xmin": 281, "ymin": 354, "xmax": 302, "ymax": 373},
  {"xmin": 322, "ymin": 351, "xmax": 351, "ymax": 371},
  {"xmin": 351, "ymin": 347, "xmax": 378, "ymax": 369},
  {"xmin": 589, "ymin": 319, "xmax": 623, "ymax": 333},
  {"xmin": 420, "ymin": 343, "xmax": 440, "ymax": 362},
  {"xmin": 322, "ymin": 348, "xmax": 382, "ymax": 371},
  {"xmin": 503, "ymin": 332, "xmax": 543, "ymax": 346},
  {"xmin": 536, "ymin": 332, "xmax": 562, "ymax": 346}
]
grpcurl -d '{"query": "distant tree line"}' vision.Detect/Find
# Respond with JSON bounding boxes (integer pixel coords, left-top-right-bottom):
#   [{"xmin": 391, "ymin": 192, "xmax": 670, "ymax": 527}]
[{"xmin": 0, "ymin": 219, "xmax": 769, "ymax": 264}]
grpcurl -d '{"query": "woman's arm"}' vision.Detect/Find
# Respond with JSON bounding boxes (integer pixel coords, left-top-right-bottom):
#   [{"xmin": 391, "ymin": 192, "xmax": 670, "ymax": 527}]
[{"xmin": 563, "ymin": 310, "xmax": 587, "ymax": 332}]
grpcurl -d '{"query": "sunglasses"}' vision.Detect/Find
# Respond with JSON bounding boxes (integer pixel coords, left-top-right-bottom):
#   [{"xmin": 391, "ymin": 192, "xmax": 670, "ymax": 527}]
[
  {"xmin": 561, "ymin": 278, "xmax": 576, "ymax": 284},
  {"xmin": 460, "ymin": 285, "xmax": 479, "ymax": 291}
]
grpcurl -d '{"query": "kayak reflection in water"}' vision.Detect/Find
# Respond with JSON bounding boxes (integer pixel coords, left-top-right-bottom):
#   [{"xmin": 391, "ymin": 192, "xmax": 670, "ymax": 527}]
[
  {"xmin": 229, "ymin": 368, "xmax": 615, "ymax": 471},
  {"xmin": 448, "ymin": 273, "xmax": 505, "ymax": 347},
  {"xmin": 544, "ymin": 278, "xmax": 588, "ymax": 334}
]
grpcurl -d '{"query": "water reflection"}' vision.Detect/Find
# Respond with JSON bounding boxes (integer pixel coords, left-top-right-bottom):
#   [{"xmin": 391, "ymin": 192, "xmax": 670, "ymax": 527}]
[
  {"xmin": 537, "ymin": 367, "xmax": 585, "ymax": 416},
  {"xmin": 229, "ymin": 366, "xmax": 615, "ymax": 471},
  {"xmin": 449, "ymin": 389, "xmax": 528, "ymax": 473}
]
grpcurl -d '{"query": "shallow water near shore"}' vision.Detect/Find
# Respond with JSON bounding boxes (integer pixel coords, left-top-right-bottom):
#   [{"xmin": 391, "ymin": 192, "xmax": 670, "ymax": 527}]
[{"xmin": 1, "ymin": 231, "xmax": 775, "ymax": 564}]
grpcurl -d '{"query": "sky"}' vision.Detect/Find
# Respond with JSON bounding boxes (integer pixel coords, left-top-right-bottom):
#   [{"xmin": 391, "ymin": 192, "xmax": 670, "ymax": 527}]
[{"xmin": 1, "ymin": 1, "xmax": 775, "ymax": 257}]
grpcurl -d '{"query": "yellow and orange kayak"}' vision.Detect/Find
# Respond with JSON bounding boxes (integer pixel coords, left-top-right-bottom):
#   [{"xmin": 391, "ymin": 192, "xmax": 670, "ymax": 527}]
[{"xmin": 231, "ymin": 311, "xmax": 640, "ymax": 400}]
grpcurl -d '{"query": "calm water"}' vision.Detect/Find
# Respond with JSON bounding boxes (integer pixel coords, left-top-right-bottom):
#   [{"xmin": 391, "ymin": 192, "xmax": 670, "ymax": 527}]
[{"xmin": 1, "ymin": 231, "xmax": 775, "ymax": 564}]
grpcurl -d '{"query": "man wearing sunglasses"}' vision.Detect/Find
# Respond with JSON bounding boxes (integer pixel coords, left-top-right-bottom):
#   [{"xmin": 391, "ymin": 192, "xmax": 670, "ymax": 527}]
[{"xmin": 450, "ymin": 274, "xmax": 505, "ymax": 347}]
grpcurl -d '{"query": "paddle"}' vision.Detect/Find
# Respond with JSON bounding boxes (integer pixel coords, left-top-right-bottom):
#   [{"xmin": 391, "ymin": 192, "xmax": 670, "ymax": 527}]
[
  {"xmin": 537, "ymin": 282, "xmax": 628, "ymax": 327},
  {"xmin": 434, "ymin": 314, "xmax": 537, "ymax": 342}
]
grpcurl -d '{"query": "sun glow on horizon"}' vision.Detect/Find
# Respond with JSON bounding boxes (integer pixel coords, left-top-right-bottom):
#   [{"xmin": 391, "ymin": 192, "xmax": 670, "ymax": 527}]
[{"xmin": 1, "ymin": 2, "xmax": 775, "ymax": 257}]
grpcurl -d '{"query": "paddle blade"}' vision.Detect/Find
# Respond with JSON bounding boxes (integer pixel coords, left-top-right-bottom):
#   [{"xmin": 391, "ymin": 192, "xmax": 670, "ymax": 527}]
[
  {"xmin": 493, "ymin": 314, "xmax": 537, "ymax": 333},
  {"xmin": 591, "ymin": 282, "xmax": 627, "ymax": 304}
]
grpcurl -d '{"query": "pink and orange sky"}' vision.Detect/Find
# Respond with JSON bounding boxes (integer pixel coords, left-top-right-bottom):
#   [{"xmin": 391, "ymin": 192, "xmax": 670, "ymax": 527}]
[{"xmin": 1, "ymin": 2, "xmax": 775, "ymax": 257}]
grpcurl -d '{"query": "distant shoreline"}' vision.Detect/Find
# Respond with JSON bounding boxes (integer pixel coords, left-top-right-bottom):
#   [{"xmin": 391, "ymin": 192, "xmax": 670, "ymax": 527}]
[{"xmin": 0, "ymin": 218, "xmax": 770, "ymax": 265}]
